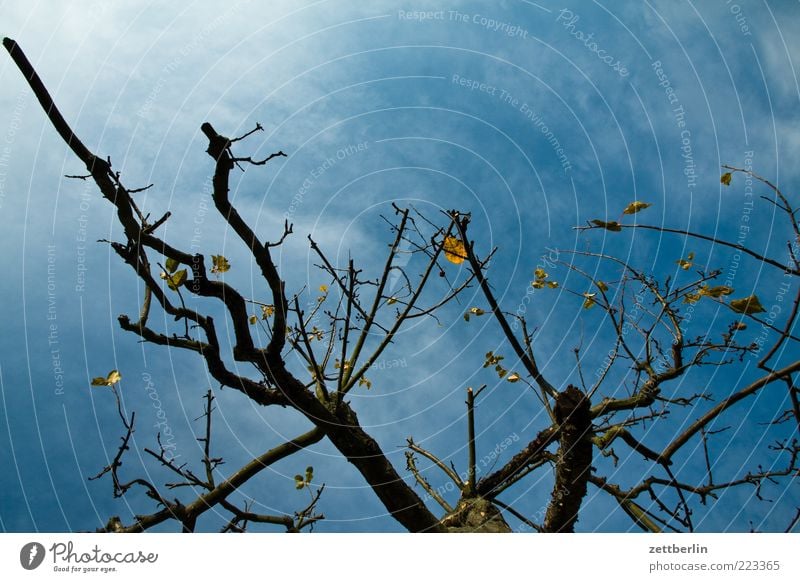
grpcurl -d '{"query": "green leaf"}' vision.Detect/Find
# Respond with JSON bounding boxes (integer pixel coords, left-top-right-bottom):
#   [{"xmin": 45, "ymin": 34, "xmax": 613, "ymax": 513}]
[
  {"xmin": 165, "ymin": 257, "xmax": 180, "ymax": 273},
  {"xmin": 161, "ymin": 268, "xmax": 187, "ymax": 290}
]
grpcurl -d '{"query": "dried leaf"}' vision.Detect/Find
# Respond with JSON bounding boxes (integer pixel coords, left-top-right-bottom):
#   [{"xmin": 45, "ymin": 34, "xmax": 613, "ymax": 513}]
[
  {"xmin": 483, "ymin": 351, "xmax": 504, "ymax": 368},
  {"xmin": 683, "ymin": 291, "xmax": 701, "ymax": 304},
  {"xmin": 211, "ymin": 255, "xmax": 230, "ymax": 275},
  {"xmin": 590, "ymin": 219, "xmax": 622, "ymax": 232},
  {"xmin": 622, "ymin": 201, "xmax": 652, "ymax": 215},
  {"xmin": 582, "ymin": 292, "xmax": 597, "ymax": 309},
  {"xmin": 676, "ymin": 251, "xmax": 695, "ymax": 270},
  {"xmin": 506, "ymin": 372, "xmax": 521, "ymax": 383},
  {"xmin": 720, "ymin": 172, "xmax": 732, "ymax": 186},
  {"xmin": 701, "ymin": 285, "xmax": 734, "ymax": 298},
  {"xmin": 729, "ymin": 295, "xmax": 766, "ymax": 314}
]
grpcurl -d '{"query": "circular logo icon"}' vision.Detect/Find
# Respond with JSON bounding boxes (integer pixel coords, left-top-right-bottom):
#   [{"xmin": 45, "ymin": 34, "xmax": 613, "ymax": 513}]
[{"xmin": 20, "ymin": 542, "xmax": 46, "ymax": 570}]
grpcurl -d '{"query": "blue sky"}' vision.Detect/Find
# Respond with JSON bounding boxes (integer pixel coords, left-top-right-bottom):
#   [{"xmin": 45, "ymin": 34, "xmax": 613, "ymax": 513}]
[{"xmin": 1, "ymin": 0, "xmax": 799, "ymax": 532}]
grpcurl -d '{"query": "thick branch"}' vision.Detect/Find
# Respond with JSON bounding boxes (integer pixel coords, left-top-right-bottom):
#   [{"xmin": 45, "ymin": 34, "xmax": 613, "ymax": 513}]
[{"xmin": 476, "ymin": 426, "xmax": 557, "ymax": 497}]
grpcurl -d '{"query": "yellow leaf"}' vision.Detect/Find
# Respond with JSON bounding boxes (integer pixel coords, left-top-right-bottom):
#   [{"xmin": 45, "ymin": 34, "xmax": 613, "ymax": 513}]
[
  {"xmin": 469, "ymin": 307, "xmax": 486, "ymax": 316},
  {"xmin": 729, "ymin": 295, "xmax": 766, "ymax": 314},
  {"xmin": 720, "ymin": 172, "xmax": 732, "ymax": 186},
  {"xmin": 676, "ymin": 251, "xmax": 695, "ymax": 270},
  {"xmin": 532, "ymin": 268, "xmax": 558, "ymax": 289},
  {"xmin": 319, "ymin": 284, "xmax": 328, "ymax": 293},
  {"xmin": 582, "ymin": 292, "xmax": 597, "ymax": 309},
  {"xmin": 483, "ymin": 352, "xmax": 504, "ymax": 368},
  {"xmin": 590, "ymin": 219, "xmax": 622, "ymax": 232},
  {"xmin": 249, "ymin": 315, "xmax": 258, "ymax": 325},
  {"xmin": 387, "ymin": 296, "xmax": 397, "ymax": 305},
  {"xmin": 622, "ymin": 201, "xmax": 652, "ymax": 215},
  {"xmin": 91, "ymin": 370, "xmax": 121, "ymax": 387},
  {"xmin": 732, "ymin": 321, "xmax": 747, "ymax": 331},
  {"xmin": 596, "ymin": 281, "xmax": 609, "ymax": 292},
  {"xmin": 334, "ymin": 359, "xmax": 351, "ymax": 371},
  {"xmin": 443, "ymin": 236, "xmax": 467, "ymax": 264},
  {"xmin": 211, "ymin": 255, "xmax": 230, "ymax": 275},
  {"xmin": 506, "ymin": 372, "xmax": 521, "ymax": 383},
  {"xmin": 358, "ymin": 376, "xmax": 372, "ymax": 389},
  {"xmin": 261, "ymin": 304, "xmax": 275, "ymax": 318},
  {"xmin": 683, "ymin": 291, "xmax": 701, "ymax": 304}
]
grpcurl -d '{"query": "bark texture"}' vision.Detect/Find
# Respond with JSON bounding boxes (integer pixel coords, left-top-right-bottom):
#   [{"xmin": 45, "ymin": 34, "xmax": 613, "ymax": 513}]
[{"xmin": 543, "ymin": 385, "xmax": 592, "ymax": 533}]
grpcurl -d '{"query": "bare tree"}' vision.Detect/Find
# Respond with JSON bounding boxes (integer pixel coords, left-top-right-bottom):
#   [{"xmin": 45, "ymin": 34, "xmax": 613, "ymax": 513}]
[{"xmin": 5, "ymin": 37, "xmax": 798, "ymax": 533}]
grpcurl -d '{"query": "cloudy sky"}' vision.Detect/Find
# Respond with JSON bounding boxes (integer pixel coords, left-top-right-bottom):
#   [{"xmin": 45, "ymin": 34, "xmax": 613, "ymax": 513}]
[{"xmin": 1, "ymin": 0, "xmax": 799, "ymax": 533}]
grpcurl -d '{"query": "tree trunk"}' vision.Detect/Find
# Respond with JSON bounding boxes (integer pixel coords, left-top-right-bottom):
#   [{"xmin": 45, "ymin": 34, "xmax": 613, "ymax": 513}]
[{"xmin": 543, "ymin": 385, "xmax": 592, "ymax": 532}]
